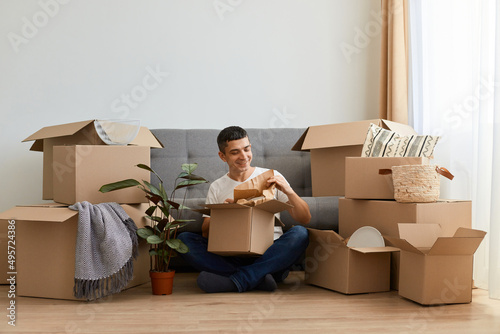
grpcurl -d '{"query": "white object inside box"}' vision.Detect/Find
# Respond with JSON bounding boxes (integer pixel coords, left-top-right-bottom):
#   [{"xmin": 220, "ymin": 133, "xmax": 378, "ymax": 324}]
[
  {"xmin": 94, "ymin": 119, "xmax": 141, "ymax": 145},
  {"xmin": 346, "ymin": 226, "xmax": 385, "ymax": 248}
]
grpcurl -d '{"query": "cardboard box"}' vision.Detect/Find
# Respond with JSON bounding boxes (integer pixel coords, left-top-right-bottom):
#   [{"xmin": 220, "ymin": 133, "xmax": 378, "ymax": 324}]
[
  {"xmin": 386, "ymin": 224, "xmax": 486, "ymax": 305},
  {"xmin": 339, "ymin": 198, "xmax": 472, "ymax": 289},
  {"xmin": 203, "ymin": 200, "xmax": 292, "ymax": 256},
  {"xmin": 345, "ymin": 157, "xmax": 430, "ymax": 200},
  {"xmin": 1, "ymin": 220, "xmax": 10, "ymax": 284},
  {"xmin": 0, "ymin": 203, "xmax": 150, "ymax": 300},
  {"xmin": 23, "ymin": 120, "xmax": 163, "ymax": 200},
  {"xmin": 53, "ymin": 145, "xmax": 150, "ymax": 205},
  {"xmin": 339, "ymin": 198, "xmax": 472, "ymax": 238},
  {"xmin": 292, "ymin": 119, "xmax": 417, "ymax": 196},
  {"xmin": 305, "ymin": 228, "xmax": 399, "ymax": 294}
]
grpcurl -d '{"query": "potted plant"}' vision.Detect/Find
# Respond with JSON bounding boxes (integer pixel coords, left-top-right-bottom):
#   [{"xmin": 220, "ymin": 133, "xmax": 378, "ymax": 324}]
[{"xmin": 99, "ymin": 163, "xmax": 208, "ymax": 295}]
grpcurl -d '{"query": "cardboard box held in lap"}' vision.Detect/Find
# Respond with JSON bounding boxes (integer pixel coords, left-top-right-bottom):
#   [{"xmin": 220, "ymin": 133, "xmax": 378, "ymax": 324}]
[{"xmin": 202, "ymin": 170, "xmax": 292, "ymax": 256}]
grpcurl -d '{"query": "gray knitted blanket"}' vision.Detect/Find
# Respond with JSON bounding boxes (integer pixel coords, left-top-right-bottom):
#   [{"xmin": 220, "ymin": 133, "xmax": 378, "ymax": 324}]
[{"xmin": 69, "ymin": 201, "xmax": 138, "ymax": 300}]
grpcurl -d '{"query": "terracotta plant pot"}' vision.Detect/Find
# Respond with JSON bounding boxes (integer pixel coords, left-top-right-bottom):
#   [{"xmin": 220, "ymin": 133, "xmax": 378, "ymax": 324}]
[{"xmin": 149, "ymin": 270, "xmax": 175, "ymax": 295}]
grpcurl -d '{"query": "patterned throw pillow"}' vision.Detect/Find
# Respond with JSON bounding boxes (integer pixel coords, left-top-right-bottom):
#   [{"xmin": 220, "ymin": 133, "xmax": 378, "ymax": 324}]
[
  {"xmin": 361, "ymin": 123, "xmax": 440, "ymax": 158},
  {"xmin": 361, "ymin": 123, "xmax": 400, "ymax": 157}
]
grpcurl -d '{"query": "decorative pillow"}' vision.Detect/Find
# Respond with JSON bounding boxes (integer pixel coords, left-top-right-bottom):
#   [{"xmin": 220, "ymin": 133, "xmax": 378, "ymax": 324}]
[
  {"xmin": 394, "ymin": 134, "xmax": 440, "ymax": 158},
  {"xmin": 361, "ymin": 123, "xmax": 440, "ymax": 158},
  {"xmin": 361, "ymin": 123, "xmax": 400, "ymax": 157}
]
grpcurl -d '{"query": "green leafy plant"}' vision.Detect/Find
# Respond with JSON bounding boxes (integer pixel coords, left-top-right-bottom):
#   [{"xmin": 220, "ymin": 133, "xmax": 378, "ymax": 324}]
[{"xmin": 99, "ymin": 163, "xmax": 208, "ymax": 272}]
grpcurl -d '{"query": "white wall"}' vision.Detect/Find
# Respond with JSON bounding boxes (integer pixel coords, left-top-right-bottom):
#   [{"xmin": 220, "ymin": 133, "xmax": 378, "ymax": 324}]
[{"xmin": 0, "ymin": 0, "xmax": 381, "ymax": 212}]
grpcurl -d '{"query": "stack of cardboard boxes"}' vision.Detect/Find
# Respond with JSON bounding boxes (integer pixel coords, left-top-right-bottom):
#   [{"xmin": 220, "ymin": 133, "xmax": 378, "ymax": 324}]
[
  {"xmin": 0, "ymin": 120, "xmax": 163, "ymax": 300},
  {"xmin": 295, "ymin": 119, "xmax": 485, "ymax": 305}
]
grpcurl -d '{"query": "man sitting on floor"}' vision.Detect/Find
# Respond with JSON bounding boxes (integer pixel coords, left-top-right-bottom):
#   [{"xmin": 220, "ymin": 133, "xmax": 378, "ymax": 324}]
[{"xmin": 178, "ymin": 126, "xmax": 311, "ymax": 293}]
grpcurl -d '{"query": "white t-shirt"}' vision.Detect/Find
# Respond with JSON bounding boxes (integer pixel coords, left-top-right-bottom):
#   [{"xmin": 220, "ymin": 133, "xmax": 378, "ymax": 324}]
[{"xmin": 205, "ymin": 167, "xmax": 290, "ymax": 239}]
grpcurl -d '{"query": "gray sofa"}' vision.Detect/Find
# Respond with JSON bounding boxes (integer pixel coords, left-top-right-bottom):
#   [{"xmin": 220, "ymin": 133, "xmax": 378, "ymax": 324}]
[{"xmin": 150, "ymin": 128, "xmax": 339, "ymax": 235}]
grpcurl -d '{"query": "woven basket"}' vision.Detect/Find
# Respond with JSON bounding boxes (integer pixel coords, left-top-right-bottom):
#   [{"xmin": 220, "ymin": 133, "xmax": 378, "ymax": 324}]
[{"xmin": 384, "ymin": 165, "xmax": 454, "ymax": 203}]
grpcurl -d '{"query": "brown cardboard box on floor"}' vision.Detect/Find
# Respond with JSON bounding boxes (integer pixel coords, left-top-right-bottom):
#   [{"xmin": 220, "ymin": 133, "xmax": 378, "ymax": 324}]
[
  {"xmin": 52, "ymin": 145, "xmax": 150, "ymax": 205},
  {"xmin": 22, "ymin": 120, "xmax": 163, "ymax": 200},
  {"xmin": 292, "ymin": 119, "xmax": 417, "ymax": 196},
  {"xmin": 345, "ymin": 157, "xmax": 430, "ymax": 200},
  {"xmin": 0, "ymin": 203, "xmax": 150, "ymax": 300},
  {"xmin": 338, "ymin": 198, "xmax": 472, "ymax": 289},
  {"xmin": 305, "ymin": 228, "xmax": 399, "ymax": 294},
  {"xmin": 386, "ymin": 224, "xmax": 486, "ymax": 305}
]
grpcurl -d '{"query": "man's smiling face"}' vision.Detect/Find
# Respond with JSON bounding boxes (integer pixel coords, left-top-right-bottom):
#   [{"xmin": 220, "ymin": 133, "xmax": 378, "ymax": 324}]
[{"xmin": 219, "ymin": 136, "xmax": 253, "ymax": 174}]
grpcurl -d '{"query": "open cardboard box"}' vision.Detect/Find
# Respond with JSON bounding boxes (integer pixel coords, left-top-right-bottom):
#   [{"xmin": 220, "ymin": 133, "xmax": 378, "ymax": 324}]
[
  {"xmin": 292, "ymin": 119, "xmax": 417, "ymax": 196},
  {"xmin": 385, "ymin": 224, "xmax": 486, "ymax": 305},
  {"xmin": 345, "ymin": 157, "xmax": 430, "ymax": 200},
  {"xmin": 339, "ymin": 198, "xmax": 472, "ymax": 290},
  {"xmin": 305, "ymin": 228, "xmax": 399, "ymax": 294},
  {"xmin": 0, "ymin": 203, "xmax": 150, "ymax": 300},
  {"xmin": 23, "ymin": 120, "xmax": 163, "ymax": 200},
  {"xmin": 201, "ymin": 169, "xmax": 292, "ymax": 256},
  {"xmin": 203, "ymin": 201, "xmax": 291, "ymax": 256},
  {"xmin": 52, "ymin": 145, "xmax": 150, "ymax": 205}
]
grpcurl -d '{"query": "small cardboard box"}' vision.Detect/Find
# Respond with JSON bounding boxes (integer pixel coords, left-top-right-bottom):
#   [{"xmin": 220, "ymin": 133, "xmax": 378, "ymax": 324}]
[
  {"xmin": 292, "ymin": 119, "xmax": 417, "ymax": 196},
  {"xmin": 386, "ymin": 224, "xmax": 486, "ymax": 305},
  {"xmin": 305, "ymin": 228, "xmax": 399, "ymax": 294},
  {"xmin": 339, "ymin": 198, "xmax": 472, "ymax": 289},
  {"xmin": 345, "ymin": 157, "xmax": 430, "ymax": 200},
  {"xmin": 53, "ymin": 145, "xmax": 150, "ymax": 205},
  {"xmin": 0, "ymin": 203, "xmax": 150, "ymax": 300},
  {"xmin": 204, "ymin": 200, "xmax": 291, "ymax": 256},
  {"xmin": 23, "ymin": 120, "xmax": 163, "ymax": 200}
]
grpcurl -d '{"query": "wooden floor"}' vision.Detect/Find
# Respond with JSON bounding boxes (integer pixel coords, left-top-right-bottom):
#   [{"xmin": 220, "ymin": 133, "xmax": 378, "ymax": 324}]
[{"xmin": 1, "ymin": 272, "xmax": 499, "ymax": 334}]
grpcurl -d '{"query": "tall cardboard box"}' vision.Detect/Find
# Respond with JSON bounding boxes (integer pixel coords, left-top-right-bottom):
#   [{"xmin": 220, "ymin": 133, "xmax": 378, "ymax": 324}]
[
  {"xmin": 339, "ymin": 198, "xmax": 472, "ymax": 289},
  {"xmin": 345, "ymin": 157, "xmax": 430, "ymax": 200},
  {"xmin": 52, "ymin": 145, "xmax": 150, "ymax": 205},
  {"xmin": 0, "ymin": 203, "xmax": 150, "ymax": 300},
  {"xmin": 386, "ymin": 224, "xmax": 486, "ymax": 305},
  {"xmin": 305, "ymin": 228, "xmax": 399, "ymax": 294},
  {"xmin": 203, "ymin": 201, "xmax": 291, "ymax": 256},
  {"xmin": 23, "ymin": 120, "xmax": 163, "ymax": 200},
  {"xmin": 292, "ymin": 119, "xmax": 417, "ymax": 196}
]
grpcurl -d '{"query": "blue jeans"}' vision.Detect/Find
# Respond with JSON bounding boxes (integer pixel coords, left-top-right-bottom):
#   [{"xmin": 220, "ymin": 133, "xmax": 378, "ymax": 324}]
[{"xmin": 177, "ymin": 225, "xmax": 309, "ymax": 292}]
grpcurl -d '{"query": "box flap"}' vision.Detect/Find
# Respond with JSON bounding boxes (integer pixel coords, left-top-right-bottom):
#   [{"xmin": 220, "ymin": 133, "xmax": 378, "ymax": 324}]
[
  {"xmin": 193, "ymin": 208, "xmax": 211, "ymax": 216},
  {"xmin": 380, "ymin": 119, "xmax": 418, "ymax": 136},
  {"xmin": 0, "ymin": 206, "xmax": 77, "ymax": 222},
  {"xmin": 350, "ymin": 246, "xmax": 400, "ymax": 254},
  {"xmin": 398, "ymin": 223, "xmax": 442, "ymax": 248},
  {"xmin": 307, "ymin": 228, "xmax": 345, "ymax": 245},
  {"xmin": 23, "ymin": 120, "xmax": 94, "ymax": 142},
  {"xmin": 298, "ymin": 119, "xmax": 380, "ymax": 150},
  {"xmin": 291, "ymin": 128, "xmax": 310, "ymax": 151},
  {"xmin": 384, "ymin": 236, "xmax": 423, "ymax": 254},
  {"xmin": 428, "ymin": 236, "xmax": 486, "ymax": 256},
  {"xmin": 23, "ymin": 121, "xmax": 163, "ymax": 149},
  {"xmin": 254, "ymin": 199, "xmax": 293, "ymax": 213},
  {"xmin": 453, "ymin": 227, "xmax": 487, "ymax": 238},
  {"xmin": 204, "ymin": 203, "xmax": 249, "ymax": 210},
  {"xmin": 129, "ymin": 126, "xmax": 164, "ymax": 148}
]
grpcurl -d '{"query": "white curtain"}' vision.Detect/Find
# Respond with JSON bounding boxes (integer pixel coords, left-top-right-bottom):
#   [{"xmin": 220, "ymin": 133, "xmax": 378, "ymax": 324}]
[{"xmin": 409, "ymin": 0, "xmax": 500, "ymax": 299}]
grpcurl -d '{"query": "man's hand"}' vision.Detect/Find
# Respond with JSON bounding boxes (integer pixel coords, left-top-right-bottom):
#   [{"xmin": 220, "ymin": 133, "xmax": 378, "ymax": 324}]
[
  {"xmin": 267, "ymin": 174, "xmax": 311, "ymax": 225},
  {"xmin": 266, "ymin": 174, "xmax": 293, "ymax": 196}
]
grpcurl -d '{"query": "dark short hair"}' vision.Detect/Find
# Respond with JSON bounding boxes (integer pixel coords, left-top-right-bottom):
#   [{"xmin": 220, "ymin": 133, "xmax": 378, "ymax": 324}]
[{"xmin": 217, "ymin": 126, "xmax": 248, "ymax": 153}]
